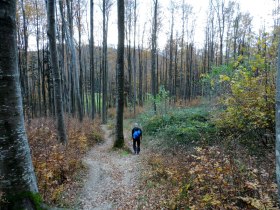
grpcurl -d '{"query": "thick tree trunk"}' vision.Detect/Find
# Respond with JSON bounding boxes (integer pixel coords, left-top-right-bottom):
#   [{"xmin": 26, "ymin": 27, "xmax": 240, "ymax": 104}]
[
  {"xmin": 47, "ymin": 0, "xmax": 68, "ymax": 144},
  {"xmin": 276, "ymin": 40, "xmax": 280, "ymax": 204},
  {"xmin": 114, "ymin": 0, "xmax": 125, "ymax": 148},
  {"xmin": 0, "ymin": 0, "xmax": 38, "ymax": 207}
]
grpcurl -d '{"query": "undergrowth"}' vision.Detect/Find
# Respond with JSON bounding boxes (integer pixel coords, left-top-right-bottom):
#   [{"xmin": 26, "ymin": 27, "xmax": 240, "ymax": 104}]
[
  {"xmin": 26, "ymin": 117, "xmax": 103, "ymax": 207},
  {"xmin": 139, "ymin": 106, "xmax": 217, "ymax": 147},
  {"xmin": 139, "ymin": 146, "xmax": 277, "ymax": 209},
  {"xmin": 137, "ymin": 103, "xmax": 278, "ymax": 209}
]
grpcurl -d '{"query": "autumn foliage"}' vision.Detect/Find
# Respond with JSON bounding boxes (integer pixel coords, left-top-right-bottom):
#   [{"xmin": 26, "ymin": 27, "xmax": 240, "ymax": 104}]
[
  {"xmin": 138, "ymin": 92, "xmax": 278, "ymax": 209},
  {"xmin": 139, "ymin": 146, "xmax": 277, "ymax": 209},
  {"xmin": 26, "ymin": 117, "xmax": 103, "ymax": 206}
]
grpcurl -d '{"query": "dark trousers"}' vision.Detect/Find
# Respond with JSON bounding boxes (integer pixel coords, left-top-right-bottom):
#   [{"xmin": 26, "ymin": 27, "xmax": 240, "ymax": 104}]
[{"xmin": 133, "ymin": 138, "xmax": 140, "ymax": 154}]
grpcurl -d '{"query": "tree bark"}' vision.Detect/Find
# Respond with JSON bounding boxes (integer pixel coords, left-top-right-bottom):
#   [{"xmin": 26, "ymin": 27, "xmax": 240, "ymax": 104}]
[
  {"xmin": 133, "ymin": 0, "xmax": 137, "ymax": 116},
  {"xmin": 47, "ymin": 0, "xmax": 68, "ymax": 144},
  {"xmin": 168, "ymin": 8, "xmax": 174, "ymax": 98},
  {"xmin": 0, "ymin": 0, "xmax": 38, "ymax": 207},
  {"xmin": 114, "ymin": 0, "xmax": 125, "ymax": 148},
  {"xmin": 20, "ymin": 0, "xmax": 30, "ymax": 120},
  {"xmin": 276, "ymin": 39, "xmax": 280, "ymax": 204},
  {"xmin": 102, "ymin": 0, "xmax": 107, "ymax": 124},
  {"xmin": 151, "ymin": 0, "xmax": 158, "ymax": 114},
  {"xmin": 90, "ymin": 0, "xmax": 95, "ymax": 119}
]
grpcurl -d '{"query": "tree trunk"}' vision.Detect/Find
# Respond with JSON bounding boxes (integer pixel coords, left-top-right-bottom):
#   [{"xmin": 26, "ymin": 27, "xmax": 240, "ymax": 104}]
[
  {"xmin": 133, "ymin": 0, "xmax": 137, "ymax": 116},
  {"xmin": 64, "ymin": 0, "xmax": 83, "ymax": 121},
  {"xmin": 102, "ymin": 0, "xmax": 108, "ymax": 124},
  {"xmin": 20, "ymin": 0, "xmax": 31, "ymax": 121},
  {"xmin": 114, "ymin": 0, "xmax": 125, "ymax": 148},
  {"xmin": 151, "ymin": 0, "xmax": 158, "ymax": 114},
  {"xmin": 138, "ymin": 45, "xmax": 143, "ymax": 106},
  {"xmin": 276, "ymin": 39, "xmax": 280, "ymax": 204},
  {"xmin": 0, "ymin": 0, "xmax": 39, "ymax": 207},
  {"xmin": 168, "ymin": 9, "xmax": 174, "ymax": 98},
  {"xmin": 77, "ymin": 0, "xmax": 84, "ymax": 116},
  {"xmin": 90, "ymin": 0, "xmax": 95, "ymax": 119},
  {"xmin": 47, "ymin": 0, "xmax": 68, "ymax": 144},
  {"xmin": 174, "ymin": 39, "xmax": 178, "ymax": 102}
]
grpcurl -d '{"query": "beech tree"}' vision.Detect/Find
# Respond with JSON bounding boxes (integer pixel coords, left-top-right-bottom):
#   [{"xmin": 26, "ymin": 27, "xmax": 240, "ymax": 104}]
[
  {"xmin": 151, "ymin": 0, "xmax": 158, "ymax": 114},
  {"xmin": 276, "ymin": 30, "xmax": 280, "ymax": 204},
  {"xmin": 101, "ymin": 0, "xmax": 113, "ymax": 124},
  {"xmin": 0, "ymin": 0, "xmax": 38, "ymax": 208},
  {"xmin": 114, "ymin": 0, "xmax": 125, "ymax": 148},
  {"xmin": 90, "ymin": 0, "xmax": 96, "ymax": 119},
  {"xmin": 47, "ymin": 0, "xmax": 67, "ymax": 144}
]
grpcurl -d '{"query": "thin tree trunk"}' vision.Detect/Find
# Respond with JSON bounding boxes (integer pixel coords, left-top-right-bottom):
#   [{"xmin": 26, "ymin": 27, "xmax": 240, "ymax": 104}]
[
  {"xmin": 21, "ymin": 0, "xmax": 30, "ymax": 121},
  {"xmin": 138, "ymin": 45, "xmax": 143, "ymax": 106},
  {"xmin": 64, "ymin": 0, "xmax": 83, "ymax": 121},
  {"xmin": 102, "ymin": 0, "xmax": 108, "ymax": 124},
  {"xmin": 151, "ymin": 0, "xmax": 158, "ymax": 114},
  {"xmin": 174, "ymin": 39, "xmax": 178, "ymax": 102},
  {"xmin": 90, "ymin": 0, "xmax": 95, "ymax": 119},
  {"xmin": 77, "ymin": 0, "xmax": 84, "ymax": 116},
  {"xmin": 168, "ymin": 9, "xmax": 174, "ymax": 98},
  {"xmin": 47, "ymin": 0, "xmax": 68, "ymax": 144},
  {"xmin": 133, "ymin": 0, "xmax": 137, "ymax": 116}
]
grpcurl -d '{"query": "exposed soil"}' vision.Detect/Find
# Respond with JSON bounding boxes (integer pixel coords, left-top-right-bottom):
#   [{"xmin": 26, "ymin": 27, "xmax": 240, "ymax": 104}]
[{"xmin": 78, "ymin": 125, "xmax": 143, "ymax": 209}]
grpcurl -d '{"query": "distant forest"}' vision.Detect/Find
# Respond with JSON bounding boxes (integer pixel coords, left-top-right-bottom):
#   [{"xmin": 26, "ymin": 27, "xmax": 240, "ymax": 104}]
[{"xmin": 17, "ymin": 0, "xmax": 278, "ymax": 123}]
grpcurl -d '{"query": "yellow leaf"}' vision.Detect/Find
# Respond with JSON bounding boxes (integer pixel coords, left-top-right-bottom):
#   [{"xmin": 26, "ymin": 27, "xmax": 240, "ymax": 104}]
[
  {"xmin": 219, "ymin": 74, "xmax": 230, "ymax": 82},
  {"xmin": 238, "ymin": 196, "xmax": 264, "ymax": 210},
  {"xmin": 211, "ymin": 199, "xmax": 221, "ymax": 206},
  {"xmin": 202, "ymin": 194, "xmax": 212, "ymax": 203}
]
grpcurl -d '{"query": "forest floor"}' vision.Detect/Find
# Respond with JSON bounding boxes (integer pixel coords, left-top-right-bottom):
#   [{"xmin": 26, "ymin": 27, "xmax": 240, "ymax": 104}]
[{"xmin": 77, "ymin": 124, "xmax": 144, "ymax": 209}]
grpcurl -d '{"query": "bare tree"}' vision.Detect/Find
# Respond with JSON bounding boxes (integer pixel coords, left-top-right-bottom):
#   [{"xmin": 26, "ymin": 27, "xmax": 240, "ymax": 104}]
[
  {"xmin": 168, "ymin": 4, "xmax": 174, "ymax": 98},
  {"xmin": 125, "ymin": 0, "xmax": 134, "ymax": 108},
  {"xmin": 133, "ymin": 0, "xmax": 137, "ymax": 116},
  {"xmin": 64, "ymin": 0, "xmax": 83, "ymax": 121},
  {"xmin": 47, "ymin": 0, "xmax": 68, "ymax": 144},
  {"xmin": 90, "ymin": 0, "xmax": 96, "ymax": 119},
  {"xmin": 114, "ymin": 0, "xmax": 125, "ymax": 148},
  {"xmin": 274, "ymin": 11, "xmax": 280, "ymax": 201},
  {"xmin": 101, "ymin": 0, "xmax": 113, "ymax": 124},
  {"xmin": 20, "ymin": 0, "xmax": 31, "ymax": 120},
  {"xmin": 151, "ymin": 0, "xmax": 158, "ymax": 114}
]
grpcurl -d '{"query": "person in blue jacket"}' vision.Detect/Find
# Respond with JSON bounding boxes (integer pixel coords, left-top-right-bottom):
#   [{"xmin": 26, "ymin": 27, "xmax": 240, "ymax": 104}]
[{"xmin": 132, "ymin": 123, "xmax": 142, "ymax": 154}]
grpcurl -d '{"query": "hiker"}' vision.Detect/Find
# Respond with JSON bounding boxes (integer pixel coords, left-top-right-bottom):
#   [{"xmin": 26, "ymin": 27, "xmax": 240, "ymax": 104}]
[{"xmin": 132, "ymin": 123, "xmax": 142, "ymax": 154}]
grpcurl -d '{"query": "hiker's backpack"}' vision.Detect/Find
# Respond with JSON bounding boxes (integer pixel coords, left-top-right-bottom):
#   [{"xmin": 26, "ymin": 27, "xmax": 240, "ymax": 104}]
[{"xmin": 133, "ymin": 130, "xmax": 141, "ymax": 139}]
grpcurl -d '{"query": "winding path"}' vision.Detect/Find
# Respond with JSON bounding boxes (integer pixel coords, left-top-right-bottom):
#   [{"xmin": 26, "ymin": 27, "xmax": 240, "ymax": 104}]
[{"xmin": 78, "ymin": 125, "xmax": 142, "ymax": 209}]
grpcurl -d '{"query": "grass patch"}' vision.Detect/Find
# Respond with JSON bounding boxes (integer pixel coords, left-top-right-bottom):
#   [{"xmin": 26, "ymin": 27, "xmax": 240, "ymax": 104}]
[
  {"xmin": 120, "ymin": 150, "xmax": 130, "ymax": 157},
  {"xmin": 139, "ymin": 106, "xmax": 217, "ymax": 146}
]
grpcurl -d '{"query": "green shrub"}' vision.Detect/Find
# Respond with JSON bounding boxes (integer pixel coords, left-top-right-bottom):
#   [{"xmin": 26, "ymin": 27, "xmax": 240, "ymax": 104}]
[{"xmin": 140, "ymin": 106, "xmax": 217, "ymax": 145}]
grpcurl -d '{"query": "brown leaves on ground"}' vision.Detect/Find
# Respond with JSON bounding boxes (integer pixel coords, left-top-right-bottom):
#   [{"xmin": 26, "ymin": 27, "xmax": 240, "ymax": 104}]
[
  {"xmin": 26, "ymin": 117, "xmax": 103, "ymax": 206},
  {"xmin": 138, "ymin": 146, "xmax": 278, "ymax": 209}
]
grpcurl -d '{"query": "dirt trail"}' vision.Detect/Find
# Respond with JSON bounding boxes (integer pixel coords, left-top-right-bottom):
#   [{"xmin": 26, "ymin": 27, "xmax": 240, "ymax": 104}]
[{"xmin": 78, "ymin": 125, "xmax": 142, "ymax": 209}]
